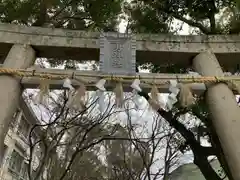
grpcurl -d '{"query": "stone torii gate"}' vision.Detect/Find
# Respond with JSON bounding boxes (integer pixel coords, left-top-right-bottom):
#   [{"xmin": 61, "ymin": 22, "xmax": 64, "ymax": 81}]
[{"xmin": 0, "ymin": 23, "xmax": 240, "ymax": 179}]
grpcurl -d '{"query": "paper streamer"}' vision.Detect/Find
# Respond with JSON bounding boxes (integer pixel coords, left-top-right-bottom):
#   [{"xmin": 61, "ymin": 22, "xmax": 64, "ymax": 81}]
[
  {"xmin": 131, "ymin": 79, "xmax": 142, "ymax": 109},
  {"xmin": 63, "ymin": 78, "xmax": 74, "ymax": 91},
  {"xmin": 95, "ymin": 79, "xmax": 107, "ymax": 113},
  {"xmin": 33, "ymin": 79, "xmax": 50, "ymax": 106},
  {"xmin": 114, "ymin": 82, "xmax": 124, "ymax": 108},
  {"xmin": 131, "ymin": 79, "xmax": 142, "ymax": 92},
  {"xmin": 96, "ymin": 79, "xmax": 106, "ymax": 91},
  {"xmin": 132, "ymin": 89, "xmax": 140, "ymax": 109},
  {"xmin": 96, "ymin": 90, "xmax": 105, "ymax": 113}
]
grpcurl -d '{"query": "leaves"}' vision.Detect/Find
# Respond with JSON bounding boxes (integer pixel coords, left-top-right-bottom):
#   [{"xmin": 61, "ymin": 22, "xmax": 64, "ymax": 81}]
[
  {"xmin": 124, "ymin": 1, "xmax": 169, "ymax": 33},
  {"xmin": 0, "ymin": 0, "xmax": 123, "ymax": 30}
]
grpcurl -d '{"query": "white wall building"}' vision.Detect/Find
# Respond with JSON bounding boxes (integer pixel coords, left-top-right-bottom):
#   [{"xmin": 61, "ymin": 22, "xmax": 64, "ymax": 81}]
[{"xmin": 0, "ymin": 97, "xmax": 40, "ymax": 180}]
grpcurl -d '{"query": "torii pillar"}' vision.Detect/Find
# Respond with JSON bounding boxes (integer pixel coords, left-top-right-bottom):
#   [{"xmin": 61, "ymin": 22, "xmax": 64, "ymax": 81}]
[
  {"xmin": 192, "ymin": 51, "xmax": 240, "ymax": 179},
  {"xmin": 0, "ymin": 44, "xmax": 35, "ymax": 164}
]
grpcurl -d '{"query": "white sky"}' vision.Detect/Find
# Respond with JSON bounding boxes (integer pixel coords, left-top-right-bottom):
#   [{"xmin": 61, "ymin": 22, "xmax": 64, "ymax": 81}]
[{"xmin": 119, "ymin": 18, "xmax": 191, "ymax": 34}]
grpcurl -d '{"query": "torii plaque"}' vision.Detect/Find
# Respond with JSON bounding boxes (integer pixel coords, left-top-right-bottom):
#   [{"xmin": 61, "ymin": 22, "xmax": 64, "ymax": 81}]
[{"xmin": 99, "ymin": 32, "xmax": 136, "ymax": 75}]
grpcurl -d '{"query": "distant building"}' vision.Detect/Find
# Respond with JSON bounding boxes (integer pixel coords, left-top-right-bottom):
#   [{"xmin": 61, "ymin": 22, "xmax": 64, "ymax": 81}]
[
  {"xmin": 0, "ymin": 97, "xmax": 41, "ymax": 180},
  {"xmin": 169, "ymin": 159, "xmax": 228, "ymax": 180}
]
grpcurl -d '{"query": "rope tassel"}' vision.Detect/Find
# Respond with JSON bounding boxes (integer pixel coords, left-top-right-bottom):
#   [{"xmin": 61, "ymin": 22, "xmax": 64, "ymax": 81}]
[
  {"xmin": 77, "ymin": 82, "xmax": 86, "ymax": 98},
  {"xmin": 66, "ymin": 83, "xmax": 87, "ymax": 111},
  {"xmin": 178, "ymin": 83, "xmax": 195, "ymax": 108},
  {"xmin": 150, "ymin": 84, "xmax": 166, "ymax": 110},
  {"xmin": 150, "ymin": 84, "xmax": 159, "ymax": 104},
  {"xmin": 33, "ymin": 79, "xmax": 50, "ymax": 106},
  {"xmin": 114, "ymin": 82, "xmax": 124, "ymax": 108}
]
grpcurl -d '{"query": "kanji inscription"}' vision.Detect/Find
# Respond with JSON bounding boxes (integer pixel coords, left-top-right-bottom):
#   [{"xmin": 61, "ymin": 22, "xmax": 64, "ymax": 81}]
[
  {"xmin": 110, "ymin": 42, "xmax": 124, "ymax": 68},
  {"xmin": 99, "ymin": 32, "xmax": 136, "ymax": 75}
]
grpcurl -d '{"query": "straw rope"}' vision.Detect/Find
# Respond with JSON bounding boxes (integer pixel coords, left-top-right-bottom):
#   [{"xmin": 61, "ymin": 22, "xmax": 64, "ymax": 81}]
[{"xmin": 0, "ymin": 67, "xmax": 239, "ymax": 86}]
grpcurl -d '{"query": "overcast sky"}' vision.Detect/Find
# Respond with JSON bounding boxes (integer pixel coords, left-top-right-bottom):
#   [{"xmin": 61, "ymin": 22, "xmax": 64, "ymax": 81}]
[{"xmin": 119, "ymin": 17, "xmax": 191, "ymax": 34}]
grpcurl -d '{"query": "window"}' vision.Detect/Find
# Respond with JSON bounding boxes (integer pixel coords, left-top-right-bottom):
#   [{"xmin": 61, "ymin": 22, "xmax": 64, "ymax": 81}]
[
  {"xmin": 17, "ymin": 116, "xmax": 30, "ymax": 140},
  {"xmin": 8, "ymin": 150, "xmax": 28, "ymax": 180},
  {"xmin": 9, "ymin": 150, "xmax": 23, "ymax": 174},
  {"xmin": 20, "ymin": 162, "xmax": 28, "ymax": 180}
]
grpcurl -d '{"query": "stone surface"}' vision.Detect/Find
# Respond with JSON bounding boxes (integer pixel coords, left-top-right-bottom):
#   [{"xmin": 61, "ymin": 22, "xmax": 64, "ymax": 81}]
[
  {"xmin": 99, "ymin": 32, "xmax": 136, "ymax": 74},
  {"xmin": 193, "ymin": 51, "xmax": 240, "ymax": 180},
  {"xmin": 0, "ymin": 23, "xmax": 240, "ymax": 69}
]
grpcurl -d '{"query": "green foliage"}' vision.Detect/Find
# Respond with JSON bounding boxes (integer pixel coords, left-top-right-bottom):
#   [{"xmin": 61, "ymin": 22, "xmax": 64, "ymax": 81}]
[
  {"xmin": 83, "ymin": 0, "xmax": 122, "ymax": 31},
  {"xmin": 0, "ymin": 0, "xmax": 39, "ymax": 24},
  {"xmin": 133, "ymin": 0, "xmax": 236, "ymax": 34},
  {"xmin": 2, "ymin": 0, "xmax": 237, "ymax": 35},
  {"xmin": 0, "ymin": 0, "xmax": 123, "ymax": 31},
  {"xmin": 124, "ymin": 1, "xmax": 169, "ymax": 33}
]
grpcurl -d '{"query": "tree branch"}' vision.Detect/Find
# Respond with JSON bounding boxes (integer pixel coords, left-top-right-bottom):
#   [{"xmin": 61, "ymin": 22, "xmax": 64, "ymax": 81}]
[
  {"xmin": 154, "ymin": 4, "xmax": 211, "ymax": 34},
  {"xmin": 50, "ymin": 0, "xmax": 75, "ymax": 21},
  {"xmin": 208, "ymin": 0, "xmax": 217, "ymax": 33},
  {"xmin": 32, "ymin": 0, "xmax": 48, "ymax": 26},
  {"xmin": 202, "ymin": 146, "xmax": 216, "ymax": 156}
]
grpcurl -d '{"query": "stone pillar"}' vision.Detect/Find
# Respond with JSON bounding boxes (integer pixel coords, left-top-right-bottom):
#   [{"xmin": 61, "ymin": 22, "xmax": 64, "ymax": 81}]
[
  {"xmin": 192, "ymin": 51, "xmax": 240, "ymax": 180},
  {"xmin": 0, "ymin": 44, "xmax": 35, "ymax": 164}
]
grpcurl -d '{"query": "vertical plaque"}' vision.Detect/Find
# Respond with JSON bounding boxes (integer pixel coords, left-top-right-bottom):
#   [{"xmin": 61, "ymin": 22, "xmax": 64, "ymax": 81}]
[{"xmin": 99, "ymin": 32, "xmax": 136, "ymax": 75}]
